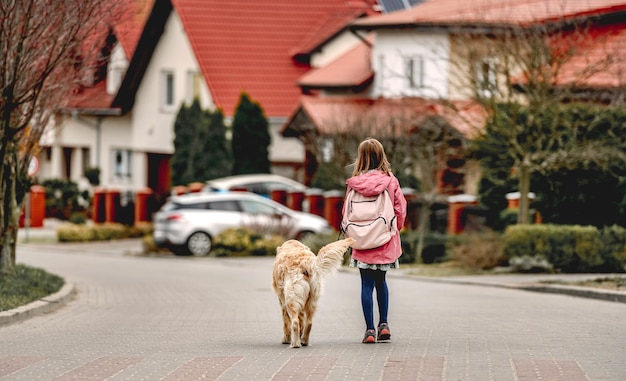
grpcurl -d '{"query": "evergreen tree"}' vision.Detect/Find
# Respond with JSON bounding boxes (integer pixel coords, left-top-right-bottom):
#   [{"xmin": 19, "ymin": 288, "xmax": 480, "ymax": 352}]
[
  {"xmin": 231, "ymin": 92, "xmax": 271, "ymax": 175},
  {"xmin": 172, "ymin": 99, "xmax": 233, "ymax": 186},
  {"xmin": 171, "ymin": 103, "xmax": 194, "ymax": 186},
  {"xmin": 197, "ymin": 108, "xmax": 232, "ymax": 180}
]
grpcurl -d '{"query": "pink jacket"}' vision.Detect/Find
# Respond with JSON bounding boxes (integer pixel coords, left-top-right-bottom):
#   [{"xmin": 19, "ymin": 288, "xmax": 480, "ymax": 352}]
[{"xmin": 344, "ymin": 171, "xmax": 407, "ymax": 264}]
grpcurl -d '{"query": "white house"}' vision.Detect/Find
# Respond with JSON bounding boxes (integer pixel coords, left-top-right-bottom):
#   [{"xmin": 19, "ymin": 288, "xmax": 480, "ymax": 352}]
[{"xmin": 37, "ymin": 0, "xmax": 380, "ymax": 201}]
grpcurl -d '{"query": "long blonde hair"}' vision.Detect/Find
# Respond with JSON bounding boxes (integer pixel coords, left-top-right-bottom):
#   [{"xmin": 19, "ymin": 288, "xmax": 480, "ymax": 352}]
[{"xmin": 351, "ymin": 138, "xmax": 391, "ymax": 176}]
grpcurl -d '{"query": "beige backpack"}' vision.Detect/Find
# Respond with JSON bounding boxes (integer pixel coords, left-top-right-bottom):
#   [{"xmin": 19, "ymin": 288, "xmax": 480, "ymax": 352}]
[{"xmin": 341, "ymin": 188, "xmax": 397, "ymax": 250}]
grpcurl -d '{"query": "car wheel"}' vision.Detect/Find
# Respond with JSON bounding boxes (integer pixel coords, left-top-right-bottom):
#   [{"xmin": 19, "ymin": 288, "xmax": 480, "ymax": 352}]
[{"xmin": 186, "ymin": 232, "xmax": 212, "ymax": 257}]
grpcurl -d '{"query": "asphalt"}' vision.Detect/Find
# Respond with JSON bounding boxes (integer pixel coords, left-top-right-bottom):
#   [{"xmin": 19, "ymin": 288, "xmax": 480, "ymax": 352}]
[{"xmin": 3, "ymin": 219, "xmax": 625, "ymax": 328}]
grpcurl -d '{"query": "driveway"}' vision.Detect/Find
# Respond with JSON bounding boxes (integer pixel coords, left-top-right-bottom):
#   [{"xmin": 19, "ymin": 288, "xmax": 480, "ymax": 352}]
[{"xmin": 1, "ymin": 240, "xmax": 625, "ymax": 380}]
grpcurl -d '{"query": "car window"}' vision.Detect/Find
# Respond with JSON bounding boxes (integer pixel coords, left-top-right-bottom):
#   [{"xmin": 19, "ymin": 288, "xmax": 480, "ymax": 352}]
[
  {"xmin": 206, "ymin": 200, "xmax": 240, "ymax": 212},
  {"xmin": 181, "ymin": 202, "xmax": 207, "ymax": 210},
  {"xmin": 243, "ymin": 182, "xmax": 270, "ymax": 195},
  {"xmin": 240, "ymin": 200, "xmax": 279, "ymax": 215}
]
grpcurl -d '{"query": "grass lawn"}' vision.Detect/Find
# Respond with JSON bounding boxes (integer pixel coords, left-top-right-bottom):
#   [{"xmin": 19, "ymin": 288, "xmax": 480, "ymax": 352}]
[{"xmin": 0, "ymin": 264, "xmax": 64, "ymax": 312}]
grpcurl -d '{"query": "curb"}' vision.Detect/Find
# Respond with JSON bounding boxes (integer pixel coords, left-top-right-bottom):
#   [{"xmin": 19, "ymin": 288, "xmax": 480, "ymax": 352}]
[
  {"xmin": 0, "ymin": 281, "xmax": 76, "ymax": 327},
  {"xmin": 389, "ymin": 272, "xmax": 626, "ymax": 304},
  {"xmin": 516, "ymin": 283, "xmax": 626, "ymax": 304}
]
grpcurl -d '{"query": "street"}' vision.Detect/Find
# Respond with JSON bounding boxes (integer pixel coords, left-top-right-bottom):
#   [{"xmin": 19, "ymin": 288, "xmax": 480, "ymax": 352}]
[{"xmin": 1, "ymin": 240, "xmax": 625, "ymax": 380}]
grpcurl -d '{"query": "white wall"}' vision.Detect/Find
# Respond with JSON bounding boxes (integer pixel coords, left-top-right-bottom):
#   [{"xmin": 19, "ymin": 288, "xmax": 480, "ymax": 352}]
[
  {"xmin": 310, "ymin": 30, "xmax": 364, "ymax": 68},
  {"xmin": 370, "ymin": 30, "xmax": 450, "ymax": 99},
  {"xmin": 131, "ymin": 11, "xmax": 213, "ymax": 155}
]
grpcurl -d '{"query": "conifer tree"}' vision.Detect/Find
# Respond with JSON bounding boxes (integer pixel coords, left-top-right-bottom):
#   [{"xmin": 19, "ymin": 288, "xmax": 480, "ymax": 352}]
[
  {"xmin": 199, "ymin": 109, "xmax": 232, "ymax": 180},
  {"xmin": 171, "ymin": 102, "xmax": 194, "ymax": 186},
  {"xmin": 231, "ymin": 92, "xmax": 271, "ymax": 175},
  {"xmin": 172, "ymin": 99, "xmax": 232, "ymax": 185}
]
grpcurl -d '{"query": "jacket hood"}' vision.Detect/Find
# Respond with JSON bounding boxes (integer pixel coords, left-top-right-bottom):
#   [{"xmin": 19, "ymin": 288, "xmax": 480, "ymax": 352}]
[{"xmin": 346, "ymin": 171, "xmax": 393, "ymax": 197}]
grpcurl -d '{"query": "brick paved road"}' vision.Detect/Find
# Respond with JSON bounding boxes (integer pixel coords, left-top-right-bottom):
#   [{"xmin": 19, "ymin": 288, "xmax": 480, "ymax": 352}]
[{"xmin": 2, "ymin": 240, "xmax": 625, "ymax": 380}]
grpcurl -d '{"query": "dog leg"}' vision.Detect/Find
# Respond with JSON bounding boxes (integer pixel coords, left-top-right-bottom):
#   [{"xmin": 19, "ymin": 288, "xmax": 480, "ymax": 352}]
[
  {"xmin": 301, "ymin": 313, "xmax": 312, "ymax": 347},
  {"xmin": 281, "ymin": 306, "xmax": 291, "ymax": 344},
  {"xmin": 287, "ymin": 304, "xmax": 302, "ymax": 348}
]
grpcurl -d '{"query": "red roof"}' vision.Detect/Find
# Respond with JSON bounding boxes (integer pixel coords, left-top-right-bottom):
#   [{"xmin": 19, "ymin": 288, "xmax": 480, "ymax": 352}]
[
  {"xmin": 282, "ymin": 95, "xmax": 485, "ymax": 137},
  {"xmin": 352, "ymin": 0, "xmax": 626, "ymax": 28},
  {"xmin": 171, "ymin": 0, "xmax": 378, "ymax": 117},
  {"xmin": 115, "ymin": 0, "xmax": 155, "ymax": 59},
  {"xmin": 65, "ymin": 0, "xmax": 154, "ymax": 111},
  {"xmin": 297, "ymin": 34, "xmax": 374, "ymax": 89},
  {"xmin": 556, "ymin": 22, "xmax": 626, "ymax": 88}
]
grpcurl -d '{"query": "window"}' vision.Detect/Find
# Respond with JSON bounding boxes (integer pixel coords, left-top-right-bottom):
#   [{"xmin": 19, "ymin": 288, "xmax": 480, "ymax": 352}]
[
  {"xmin": 113, "ymin": 149, "xmax": 132, "ymax": 179},
  {"xmin": 476, "ymin": 58, "xmax": 497, "ymax": 96},
  {"xmin": 162, "ymin": 71, "xmax": 175, "ymax": 110},
  {"xmin": 406, "ymin": 56, "xmax": 424, "ymax": 88},
  {"xmin": 107, "ymin": 67, "xmax": 125, "ymax": 95},
  {"xmin": 186, "ymin": 71, "xmax": 203, "ymax": 103},
  {"xmin": 320, "ymin": 138, "xmax": 334, "ymax": 163},
  {"xmin": 240, "ymin": 200, "xmax": 279, "ymax": 215}
]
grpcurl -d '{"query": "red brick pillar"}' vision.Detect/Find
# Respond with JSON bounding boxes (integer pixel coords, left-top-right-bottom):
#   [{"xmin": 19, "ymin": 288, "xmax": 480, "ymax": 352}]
[
  {"xmin": 402, "ymin": 188, "xmax": 418, "ymax": 231},
  {"xmin": 134, "ymin": 188, "xmax": 153, "ymax": 224},
  {"xmin": 306, "ymin": 188, "xmax": 324, "ymax": 217},
  {"xmin": 271, "ymin": 189, "xmax": 288, "ymax": 206},
  {"xmin": 105, "ymin": 189, "xmax": 121, "ymax": 223},
  {"xmin": 92, "ymin": 188, "xmax": 106, "ymax": 223},
  {"xmin": 324, "ymin": 190, "xmax": 344, "ymax": 232},
  {"xmin": 447, "ymin": 194, "xmax": 477, "ymax": 235},
  {"xmin": 287, "ymin": 190, "xmax": 305, "ymax": 211},
  {"xmin": 20, "ymin": 185, "xmax": 46, "ymax": 228}
]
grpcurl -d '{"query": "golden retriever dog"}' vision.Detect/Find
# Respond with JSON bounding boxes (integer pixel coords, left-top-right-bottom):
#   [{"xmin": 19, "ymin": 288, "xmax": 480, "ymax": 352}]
[{"xmin": 272, "ymin": 237, "xmax": 355, "ymax": 348}]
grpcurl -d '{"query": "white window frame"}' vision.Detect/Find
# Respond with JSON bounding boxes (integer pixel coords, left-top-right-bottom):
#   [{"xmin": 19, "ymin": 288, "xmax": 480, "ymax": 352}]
[
  {"xmin": 161, "ymin": 70, "xmax": 176, "ymax": 111},
  {"xmin": 406, "ymin": 56, "xmax": 425, "ymax": 89},
  {"xmin": 186, "ymin": 70, "xmax": 203, "ymax": 104},
  {"xmin": 113, "ymin": 148, "xmax": 132, "ymax": 180}
]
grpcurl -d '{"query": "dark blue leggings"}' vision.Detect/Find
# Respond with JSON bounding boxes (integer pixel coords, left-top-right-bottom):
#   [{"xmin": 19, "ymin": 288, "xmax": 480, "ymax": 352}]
[{"xmin": 359, "ymin": 268, "xmax": 389, "ymax": 330}]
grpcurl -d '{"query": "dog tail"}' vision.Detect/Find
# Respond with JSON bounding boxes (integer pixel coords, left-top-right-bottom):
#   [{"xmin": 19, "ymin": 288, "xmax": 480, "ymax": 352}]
[{"xmin": 314, "ymin": 237, "xmax": 355, "ymax": 276}]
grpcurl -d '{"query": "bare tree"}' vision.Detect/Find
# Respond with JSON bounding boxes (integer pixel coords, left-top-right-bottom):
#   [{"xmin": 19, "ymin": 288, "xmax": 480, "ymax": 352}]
[
  {"xmin": 449, "ymin": 4, "xmax": 626, "ymax": 224},
  {"xmin": 289, "ymin": 99, "xmax": 469, "ymax": 263},
  {"xmin": 0, "ymin": 0, "xmax": 122, "ymax": 274}
]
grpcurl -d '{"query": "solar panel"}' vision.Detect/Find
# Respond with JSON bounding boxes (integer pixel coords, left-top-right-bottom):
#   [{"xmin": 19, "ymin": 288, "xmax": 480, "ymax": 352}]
[{"xmin": 378, "ymin": 0, "xmax": 424, "ymax": 13}]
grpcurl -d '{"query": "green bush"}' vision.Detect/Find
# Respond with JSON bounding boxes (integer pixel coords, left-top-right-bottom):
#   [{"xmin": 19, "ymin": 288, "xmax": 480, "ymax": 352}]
[
  {"xmin": 503, "ymin": 224, "xmax": 612, "ymax": 273},
  {"xmin": 212, "ymin": 228, "xmax": 286, "ymax": 257},
  {"xmin": 400, "ymin": 231, "xmax": 455, "ymax": 264},
  {"xmin": 41, "ymin": 178, "xmax": 88, "ymax": 220},
  {"xmin": 69, "ymin": 212, "xmax": 88, "ymax": 225},
  {"xmin": 57, "ymin": 222, "xmax": 151, "ymax": 242}
]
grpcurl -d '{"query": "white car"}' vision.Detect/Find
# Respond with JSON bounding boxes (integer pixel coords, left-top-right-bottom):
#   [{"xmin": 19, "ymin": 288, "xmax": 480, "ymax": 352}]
[
  {"xmin": 153, "ymin": 191, "xmax": 331, "ymax": 256},
  {"xmin": 202, "ymin": 174, "xmax": 307, "ymax": 198}
]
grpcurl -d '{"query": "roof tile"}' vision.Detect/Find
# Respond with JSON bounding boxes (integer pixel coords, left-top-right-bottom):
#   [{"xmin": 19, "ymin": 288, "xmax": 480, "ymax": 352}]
[{"xmin": 171, "ymin": 0, "xmax": 378, "ymax": 117}]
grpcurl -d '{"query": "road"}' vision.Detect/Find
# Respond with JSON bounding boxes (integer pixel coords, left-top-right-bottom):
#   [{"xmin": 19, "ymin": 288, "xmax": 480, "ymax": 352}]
[{"xmin": 1, "ymin": 240, "xmax": 625, "ymax": 380}]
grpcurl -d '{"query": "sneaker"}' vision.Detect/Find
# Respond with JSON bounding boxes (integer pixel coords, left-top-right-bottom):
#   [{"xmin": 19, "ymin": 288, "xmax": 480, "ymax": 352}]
[
  {"xmin": 362, "ymin": 329, "xmax": 376, "ymax": 344},
  {"xmin": 377, "ymin": 323, "xmax": 391, "ymax": 341}
]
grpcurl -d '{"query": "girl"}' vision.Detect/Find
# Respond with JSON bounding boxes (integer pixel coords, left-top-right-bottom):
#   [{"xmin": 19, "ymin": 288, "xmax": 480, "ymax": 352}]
[{"xmin": 344, "ymin": 138, "xmax": 407, "ymax": 344}]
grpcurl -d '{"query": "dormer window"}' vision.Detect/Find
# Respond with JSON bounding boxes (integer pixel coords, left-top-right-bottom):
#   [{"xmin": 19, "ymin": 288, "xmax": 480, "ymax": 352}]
[
  {"xmin": 106, "ymin": 43, "xmax": 128, "ymax": 96},
  {"xmin": 406, "ymin": 56, "xmax": 425, "ymax": 88}
]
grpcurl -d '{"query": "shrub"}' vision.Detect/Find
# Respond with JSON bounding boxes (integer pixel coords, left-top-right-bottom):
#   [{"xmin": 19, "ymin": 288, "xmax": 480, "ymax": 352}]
[
  {"xmin": 250, "ymin": 234, "xmax": 284, "ymax": 256},
  {"xmin": 69, "ymin": 212, "xmax": 88, "ymax": 225},
  {"xmin": 57, "ymin": 222, "xmax": 151, "ymax": 242},
  {"xmin": 503, "ymin": 224, "xmax": 605, "ymax": 273},
  {"xmin": 449, "ymin": 231, "xmax": 505, "ymax": 270},
  {"xmin": 213, "ymin": 228, "xmax": 255, "ymax": 255},
  {"xmin": 400, "ymin": 230, "xmax": 453, "ymax": 264}
]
